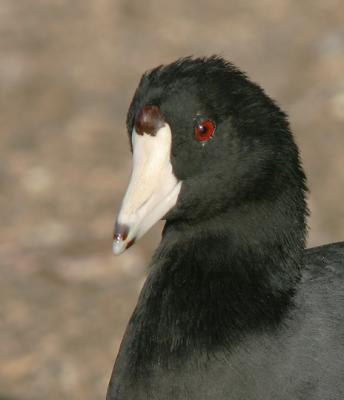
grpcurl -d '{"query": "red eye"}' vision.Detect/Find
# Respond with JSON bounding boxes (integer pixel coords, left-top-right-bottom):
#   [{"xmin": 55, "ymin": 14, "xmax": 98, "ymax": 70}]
[{"xmin": 195, "ymin": 119, "xmax": 216, "ymax": 142}]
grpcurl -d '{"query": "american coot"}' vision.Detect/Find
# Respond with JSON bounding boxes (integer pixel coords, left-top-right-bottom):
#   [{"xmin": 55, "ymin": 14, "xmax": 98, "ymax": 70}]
[{"xmin": 107, "ymin": 57, "xmax": 344, "ymax": 400}]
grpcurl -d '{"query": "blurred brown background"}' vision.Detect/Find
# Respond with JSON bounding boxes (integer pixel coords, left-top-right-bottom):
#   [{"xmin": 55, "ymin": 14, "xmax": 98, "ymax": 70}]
[{"xmin": 0, "ymin": 1, "xmax": 343, "ymax": 399}]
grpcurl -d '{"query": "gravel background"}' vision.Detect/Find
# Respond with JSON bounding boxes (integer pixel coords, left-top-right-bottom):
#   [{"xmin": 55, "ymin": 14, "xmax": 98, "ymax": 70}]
[{"xmin": 1, "ymin": 1, "xmax": 343, "ymax": 399}]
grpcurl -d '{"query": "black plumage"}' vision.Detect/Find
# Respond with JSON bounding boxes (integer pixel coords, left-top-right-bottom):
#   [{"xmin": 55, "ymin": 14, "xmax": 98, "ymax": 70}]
[{"xmin": 107, "ymin": 57, "xmax": 344, "ymax": 399}]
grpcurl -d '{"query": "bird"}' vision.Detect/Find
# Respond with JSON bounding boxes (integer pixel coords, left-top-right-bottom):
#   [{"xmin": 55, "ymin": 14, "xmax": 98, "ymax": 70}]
[{"xmin": 107, "ymin": 56, "xmax": 344, "ymax": 400}]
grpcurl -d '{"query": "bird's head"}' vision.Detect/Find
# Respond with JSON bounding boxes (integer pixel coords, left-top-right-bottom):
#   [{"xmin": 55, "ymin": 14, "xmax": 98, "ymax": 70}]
[{"xmin": 113, "ymin": 57, "xmax": 307, "ymax": 255}]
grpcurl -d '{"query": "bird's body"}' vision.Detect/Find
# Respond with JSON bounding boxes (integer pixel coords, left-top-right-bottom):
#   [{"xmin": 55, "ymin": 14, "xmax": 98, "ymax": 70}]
[
  {"xmin": 107, "ymin": 57, "xmax": 344, "ymax": 399},
  {"xmin": 108, "ymin": 241, "xmax": 344, "ymax": 400}
]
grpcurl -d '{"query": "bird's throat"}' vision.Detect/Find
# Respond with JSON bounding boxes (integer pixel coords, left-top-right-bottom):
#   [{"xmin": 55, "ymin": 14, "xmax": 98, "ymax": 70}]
[{"xmin": 122, "ymin": 214, "xmax": 301, "ymax": 372}]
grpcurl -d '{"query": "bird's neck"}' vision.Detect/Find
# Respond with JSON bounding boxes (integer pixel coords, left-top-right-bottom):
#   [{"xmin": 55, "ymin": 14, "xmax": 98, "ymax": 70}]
[{"xmin": 126, "ymin": 206, "xmax": 304, "ymax": 371}]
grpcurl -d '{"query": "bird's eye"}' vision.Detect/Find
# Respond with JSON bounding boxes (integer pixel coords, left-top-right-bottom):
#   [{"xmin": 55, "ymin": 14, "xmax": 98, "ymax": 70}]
[{"xmin": 195, "ymin": 120, "xmax": 216, "ymax": 142}]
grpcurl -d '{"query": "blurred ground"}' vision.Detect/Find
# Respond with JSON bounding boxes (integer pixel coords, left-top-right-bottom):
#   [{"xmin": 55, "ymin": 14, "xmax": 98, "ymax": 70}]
[{"xmin": 0, "ymin": 0, "xmax": 343, "ymax": 399}]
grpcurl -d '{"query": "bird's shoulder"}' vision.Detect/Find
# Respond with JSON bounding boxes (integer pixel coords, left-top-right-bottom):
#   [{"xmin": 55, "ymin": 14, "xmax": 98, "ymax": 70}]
[{"xmin": 303, "ymin": 241, "xmax": 344, "ymax": 281}]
